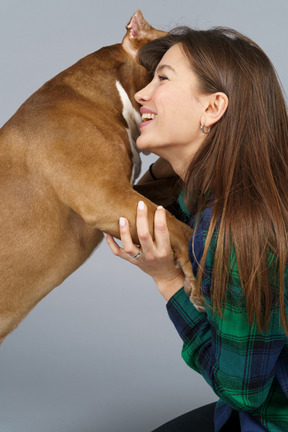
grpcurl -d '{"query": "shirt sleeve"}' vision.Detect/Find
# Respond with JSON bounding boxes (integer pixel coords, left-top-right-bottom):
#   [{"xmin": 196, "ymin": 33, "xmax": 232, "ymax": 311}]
[{"xmin": 166, "ymin": 209, "xmax": 288, "ymax": 413}]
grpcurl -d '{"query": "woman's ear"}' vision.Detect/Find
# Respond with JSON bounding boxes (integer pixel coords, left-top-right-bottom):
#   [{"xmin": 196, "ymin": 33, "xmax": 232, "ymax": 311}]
[{"xmin": 201, "ymin": 92, "xmax": 229, "ymax": 127}]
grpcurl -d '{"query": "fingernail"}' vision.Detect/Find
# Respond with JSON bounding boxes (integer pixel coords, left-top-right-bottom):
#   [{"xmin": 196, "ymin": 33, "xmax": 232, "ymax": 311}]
[
  {"xmin": 103, "ymin": 232, "xmax": 108, "ymax": 238},
  {"xmin": 138, "ymin": 201, "xmax": 145, "ymax": 210},
  {"xmin": 157, "ymin": 206, "xmax": 164, "ymax": 210},
  {"xmin": 119, "ymin": 217, "xmax": 126, "ymax": 227}
]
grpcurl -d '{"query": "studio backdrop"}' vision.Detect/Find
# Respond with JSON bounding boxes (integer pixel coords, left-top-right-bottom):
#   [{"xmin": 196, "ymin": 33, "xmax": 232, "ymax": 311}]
[{"xmin": 0, "ymin": 1, "xmax": 287, "ymax": 431}]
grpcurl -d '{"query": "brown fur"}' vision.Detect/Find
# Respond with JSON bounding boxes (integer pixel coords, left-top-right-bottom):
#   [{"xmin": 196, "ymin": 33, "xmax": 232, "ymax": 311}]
[{"xmin": 0, "ymin": 11, "xmax": 194, "ymax": 343}]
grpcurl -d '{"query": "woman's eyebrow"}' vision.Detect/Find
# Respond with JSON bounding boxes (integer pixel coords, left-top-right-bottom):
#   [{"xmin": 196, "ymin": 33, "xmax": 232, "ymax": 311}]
[{"xmin": 155, "ymin": 64, "xmax": 176, "ymax": 74}]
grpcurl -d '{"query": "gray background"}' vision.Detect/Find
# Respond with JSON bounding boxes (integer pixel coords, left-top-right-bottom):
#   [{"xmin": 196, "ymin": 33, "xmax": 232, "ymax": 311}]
[{"xmin": 0, "ymin": 1, "xmax": 287, "ymax": 431}]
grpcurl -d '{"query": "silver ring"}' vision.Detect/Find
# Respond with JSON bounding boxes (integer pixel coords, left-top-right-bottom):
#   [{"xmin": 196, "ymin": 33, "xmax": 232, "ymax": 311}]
[{"xmin": 132, "ymin": 251, "xmax": 141, "ymax": 259}]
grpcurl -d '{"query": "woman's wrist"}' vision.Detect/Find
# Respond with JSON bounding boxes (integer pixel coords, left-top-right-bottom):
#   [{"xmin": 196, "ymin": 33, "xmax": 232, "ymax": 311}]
[{"xmin": 154, "ymin": 272, "xmax": 185, "ymax": 302}]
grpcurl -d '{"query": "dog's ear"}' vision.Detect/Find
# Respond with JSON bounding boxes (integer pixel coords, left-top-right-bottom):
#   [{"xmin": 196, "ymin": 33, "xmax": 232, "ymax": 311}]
[{"xmin": 122, "ymin": 10, "xmax": 165, "ymax": 58}]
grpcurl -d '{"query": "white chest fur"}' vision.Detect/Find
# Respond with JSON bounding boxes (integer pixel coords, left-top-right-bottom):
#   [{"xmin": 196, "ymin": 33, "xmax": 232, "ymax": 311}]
[{"xmin": 115, "ymin": 80, "xmax": 142, "ymax": 184}]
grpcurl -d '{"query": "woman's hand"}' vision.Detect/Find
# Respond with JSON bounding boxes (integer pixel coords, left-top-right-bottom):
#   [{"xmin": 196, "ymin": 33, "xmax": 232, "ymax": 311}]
[{"xmin": 105, "ymin": 201, "xmax": 185, "ymax": 301}]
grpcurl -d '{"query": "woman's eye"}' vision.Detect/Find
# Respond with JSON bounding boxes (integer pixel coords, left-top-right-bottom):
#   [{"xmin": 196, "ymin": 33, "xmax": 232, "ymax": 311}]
[{"xmin": 158, "ymin": 75, "xmax": 168, "ymax": 81}]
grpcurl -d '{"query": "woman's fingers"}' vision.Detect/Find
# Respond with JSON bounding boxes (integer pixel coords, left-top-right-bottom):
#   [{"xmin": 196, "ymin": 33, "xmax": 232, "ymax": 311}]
[
  {"xmin": 105, "ymin": 201, "xmax": 172, "ymax": 264},
  {"xmin": 104, "ymin": 233, "xmax": 123, "ymax": 257},
  {"xmin": 136, "ymin": 201, "xmax": 154, "ymax": 253},
  {"xmin": 105, "ymin": 215, "xmax": 141, "ymax": 262},
  {"xmin": 154, "ymin": 206, "xmax": 171, "ymax": 254},
  {"xmin": 119, "ymin": 217, "xmax": 139, "ymax": 257},
  {"xmin": 136, "ymin": 201, "xmax": 172, "ymax": 261},
  {"xmin": 105, "ymin": 202, "xmax": 185, "ymax": 295}
]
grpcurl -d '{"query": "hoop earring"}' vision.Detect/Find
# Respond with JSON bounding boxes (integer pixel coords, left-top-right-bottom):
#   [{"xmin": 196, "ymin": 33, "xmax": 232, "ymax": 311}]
[{"xmin": 200, "ymin": 123, "xmax": 211, "ymax": 134}]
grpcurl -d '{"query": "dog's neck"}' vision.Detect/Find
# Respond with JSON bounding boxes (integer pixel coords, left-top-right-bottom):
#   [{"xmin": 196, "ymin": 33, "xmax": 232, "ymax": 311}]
[{"xmin": 115, "ymin": 80, "xmax": 142, "ymax": 184}]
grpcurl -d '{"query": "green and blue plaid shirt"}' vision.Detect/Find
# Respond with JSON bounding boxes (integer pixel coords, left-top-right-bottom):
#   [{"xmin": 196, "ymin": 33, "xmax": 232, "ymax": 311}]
[{"xmin": 167, "ymin": 204, "xmax": 288, "ymax": 431}]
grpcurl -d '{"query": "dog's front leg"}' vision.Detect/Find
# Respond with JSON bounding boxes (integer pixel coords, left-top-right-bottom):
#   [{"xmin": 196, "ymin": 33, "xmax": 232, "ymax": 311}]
[
  {"xmin": 134, "ymin": 176, "xmax": 184, "ymax": 222},
  {"xmin": 65, "ymin": 182, "xmax": 199, "ymax": 306},
  {"xmin": 42, "ymin": 140, "xmax": 202, "ymax": 309}
]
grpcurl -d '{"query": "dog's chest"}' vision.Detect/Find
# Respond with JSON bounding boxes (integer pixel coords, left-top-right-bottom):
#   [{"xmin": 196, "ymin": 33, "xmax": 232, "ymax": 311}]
[{"xmin": 115, "ymin": 81, "xmax": 142, "ymax": 184}]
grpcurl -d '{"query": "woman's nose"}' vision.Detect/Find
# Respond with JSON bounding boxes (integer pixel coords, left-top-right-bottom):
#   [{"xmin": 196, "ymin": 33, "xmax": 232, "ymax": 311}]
[{"xmin": 134, "ymin": 82, "xmax": 152, "ymax": 105}]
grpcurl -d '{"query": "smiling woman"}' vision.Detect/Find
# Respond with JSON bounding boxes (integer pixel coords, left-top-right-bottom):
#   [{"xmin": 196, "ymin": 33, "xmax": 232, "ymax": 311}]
[
  {"xmin": 106, "ymin": 26, "xmax": 288, "ymax": 432},
  {"xmin": 134, "ymin": 43, "xmax": 228, "ymax": 179}
]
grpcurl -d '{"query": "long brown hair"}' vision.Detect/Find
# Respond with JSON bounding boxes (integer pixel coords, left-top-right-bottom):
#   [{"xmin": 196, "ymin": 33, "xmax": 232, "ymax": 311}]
[{"xmin": 139, "ymin": 27, "xmax": 288, "ymax": 332}]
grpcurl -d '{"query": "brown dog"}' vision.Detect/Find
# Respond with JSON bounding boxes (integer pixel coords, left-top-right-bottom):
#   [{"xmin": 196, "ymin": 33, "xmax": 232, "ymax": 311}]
[{"xmin": 0, "ymin": 11, "xmax": 196, "ymax": 344}]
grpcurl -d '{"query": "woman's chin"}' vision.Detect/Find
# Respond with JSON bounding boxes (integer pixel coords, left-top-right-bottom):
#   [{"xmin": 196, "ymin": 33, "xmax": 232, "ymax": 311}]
[
  {"xmin": 136, "ymin": 138, "xmax": 149, "ymax": 152},
  {"xmin": 136, "ymin": 137, "xmax": 162, "ymax": 157}
]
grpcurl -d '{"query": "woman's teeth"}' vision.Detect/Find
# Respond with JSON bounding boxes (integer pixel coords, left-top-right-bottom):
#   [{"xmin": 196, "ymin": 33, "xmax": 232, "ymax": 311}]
[{"xmin": 142, "ymin": 113, "xmax": 158, "ymax": 122}]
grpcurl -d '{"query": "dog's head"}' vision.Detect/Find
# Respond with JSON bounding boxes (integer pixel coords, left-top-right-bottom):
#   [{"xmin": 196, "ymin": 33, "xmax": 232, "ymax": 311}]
[
  {"xmin": 122, "ymin": 10, "xmax": 166, "ymax": 59},
  {"xmin": 119, "ymin": 11, "xmax": 167, "ymax": 103},
  {"xmin": 116, "ymin": 11, "xmax": 167, "ymax": 179},
  {"xmin": 118, "ymin": 11, "xmax": 167, "ymax": 130}
]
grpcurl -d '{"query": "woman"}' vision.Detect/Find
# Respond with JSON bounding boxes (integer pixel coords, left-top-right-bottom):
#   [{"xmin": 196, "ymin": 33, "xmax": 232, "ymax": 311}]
[{"xmin": 105, "ymin": 27, "xmax": 288, "ymax": 431}]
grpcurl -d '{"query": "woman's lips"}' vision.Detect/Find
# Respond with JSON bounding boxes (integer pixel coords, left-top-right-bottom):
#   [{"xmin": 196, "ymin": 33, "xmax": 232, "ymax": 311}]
[
  {"xmin": 139, "ymin": 108, "xmax": 157, "ymax": 129},
  {"xmin": 139, "ymin": 118, "xmax": 155, "ymax": 129}
]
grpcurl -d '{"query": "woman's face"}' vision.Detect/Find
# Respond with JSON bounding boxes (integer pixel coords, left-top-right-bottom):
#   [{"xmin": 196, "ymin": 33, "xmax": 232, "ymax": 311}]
[{"xmin": 134, "ymin": 43, "xmax": 207, "ymax": 172}]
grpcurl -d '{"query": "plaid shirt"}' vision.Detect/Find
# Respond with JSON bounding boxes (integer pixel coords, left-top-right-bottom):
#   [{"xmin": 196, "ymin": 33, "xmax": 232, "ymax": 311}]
[{"xmin": 167, "ymin": 204, "xmax": 288, "ymax": 431}]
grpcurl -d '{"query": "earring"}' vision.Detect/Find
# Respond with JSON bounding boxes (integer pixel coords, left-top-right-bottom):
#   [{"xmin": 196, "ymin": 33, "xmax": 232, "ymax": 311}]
[{"xmin": 200, "ymin": 123, "xmax": 211, "ymax": 134}]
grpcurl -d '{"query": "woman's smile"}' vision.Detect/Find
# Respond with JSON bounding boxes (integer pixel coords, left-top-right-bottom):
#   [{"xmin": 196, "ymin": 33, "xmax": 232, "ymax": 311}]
[{"xmin": 139, "ymin": 107, "xmax": 158, "ymax": 129}]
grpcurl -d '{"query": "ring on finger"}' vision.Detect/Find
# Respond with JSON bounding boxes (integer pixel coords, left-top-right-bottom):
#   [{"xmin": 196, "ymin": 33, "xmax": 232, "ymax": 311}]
[{"xmin": 132, "ymin": 250, "xmax": 141, "ymax": 259}]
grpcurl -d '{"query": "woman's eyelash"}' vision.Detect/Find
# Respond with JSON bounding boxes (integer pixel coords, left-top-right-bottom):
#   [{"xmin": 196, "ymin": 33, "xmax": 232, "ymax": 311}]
[{"xmin": 158, "ymin": 75, "xmax": 168, "ymax": 81}]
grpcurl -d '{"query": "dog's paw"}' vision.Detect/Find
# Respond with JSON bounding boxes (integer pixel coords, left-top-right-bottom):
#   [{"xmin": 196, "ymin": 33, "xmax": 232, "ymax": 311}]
[
  {"xmin": 183, "ymin": 276, "xmax": 192, "ymax": 296},
  {"xmin": 190, "ymin": 295, "xmax": 206, "ymax": 312},
  {"xmin": 184, "ymin": 277, "xmax": 206, "ymax": 312}
]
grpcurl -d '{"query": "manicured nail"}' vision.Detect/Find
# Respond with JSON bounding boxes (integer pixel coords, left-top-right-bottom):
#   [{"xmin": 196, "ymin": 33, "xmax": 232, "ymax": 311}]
[
  {"xmin": 157, "ymin": 206, "xmax": 164, "ymax": 210},
  {"xmin": 138, "ymin": 201, "xmax": 145, "ymax": 210},
  {"xmin": 119, "ymin": 217, "xmax": 126, "ymax": 227}
]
